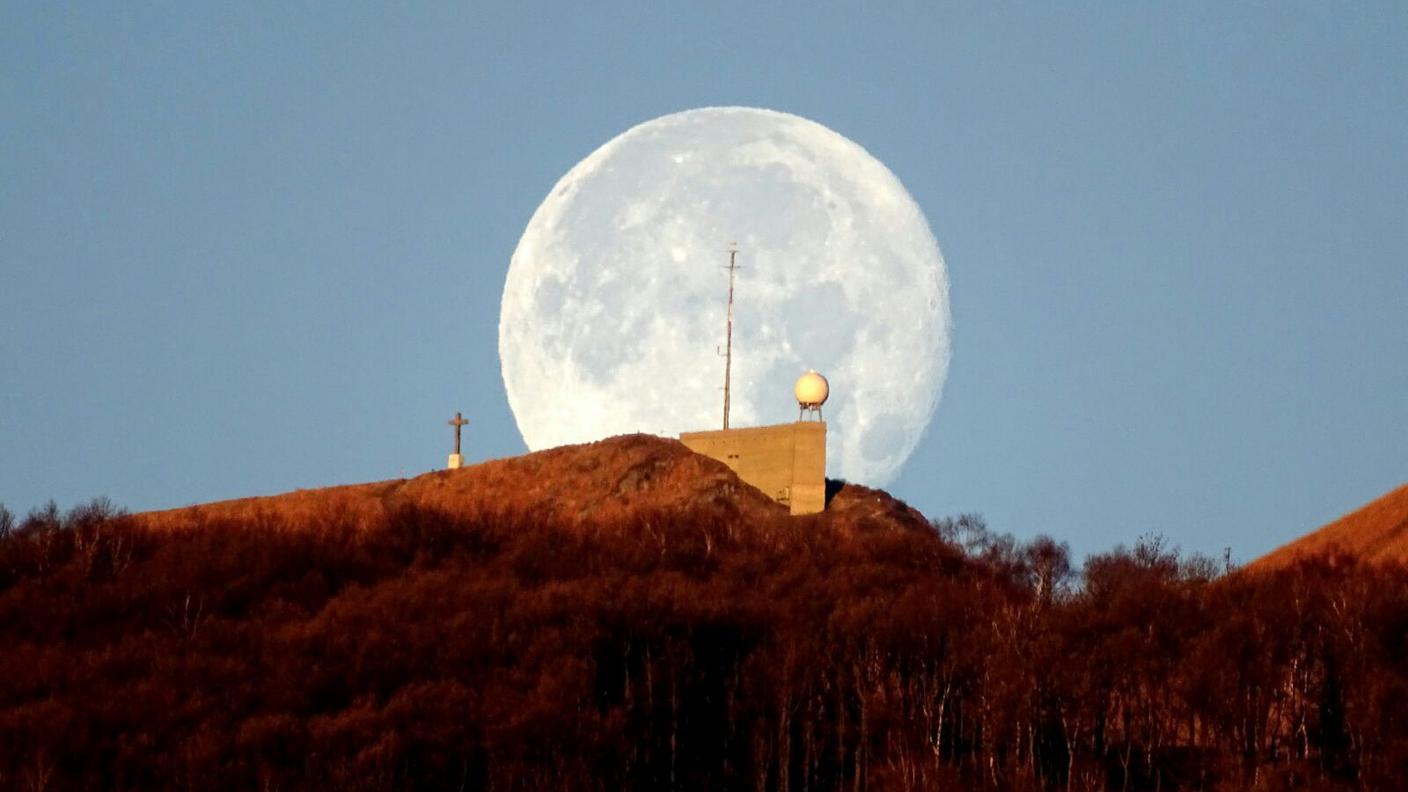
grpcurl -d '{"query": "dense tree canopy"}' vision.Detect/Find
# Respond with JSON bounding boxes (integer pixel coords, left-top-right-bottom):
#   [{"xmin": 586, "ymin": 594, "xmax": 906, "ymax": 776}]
[{"xmin": 0, "ymin": 497, "xmax": 1405, "ymax": 791}]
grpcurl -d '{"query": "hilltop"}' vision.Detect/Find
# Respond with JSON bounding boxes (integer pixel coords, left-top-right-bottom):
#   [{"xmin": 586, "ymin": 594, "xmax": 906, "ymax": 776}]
[
  {"xmin": 1253, "ymin": 483, "xmax": 1408, "ymax": 569},
  {"xmin": 134, "ymin": 433, "xmax": 931, "ymax": 538}
]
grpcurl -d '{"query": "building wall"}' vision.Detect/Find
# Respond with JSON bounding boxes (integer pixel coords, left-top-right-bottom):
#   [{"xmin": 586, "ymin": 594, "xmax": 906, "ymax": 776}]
[{"xmin": 678, "ymin": 422, "xmax": 826, "ymax": 515}]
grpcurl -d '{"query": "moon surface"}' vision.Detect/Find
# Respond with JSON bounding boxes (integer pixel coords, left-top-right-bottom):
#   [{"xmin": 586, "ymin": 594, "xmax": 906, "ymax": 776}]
[{"xmin": 499, "ymin": 107, "xmax": 950, "ymax": 485}]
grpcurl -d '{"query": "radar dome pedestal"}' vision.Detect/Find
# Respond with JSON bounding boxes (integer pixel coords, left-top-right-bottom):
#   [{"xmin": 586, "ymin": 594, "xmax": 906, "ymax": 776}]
[{"xmin": 795, "ymin": 370, "xmax": 829, "ymax": 420}]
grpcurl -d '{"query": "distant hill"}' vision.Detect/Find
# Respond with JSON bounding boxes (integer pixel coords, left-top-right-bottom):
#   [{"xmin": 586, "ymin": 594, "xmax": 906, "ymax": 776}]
[{"xmin": 1252, "ymin": 483, "xmax": 1408, "ymax": 569}]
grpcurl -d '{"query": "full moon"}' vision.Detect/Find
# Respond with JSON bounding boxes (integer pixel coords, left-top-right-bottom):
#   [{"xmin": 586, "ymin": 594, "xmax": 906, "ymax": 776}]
[{"xmin": 499, "ymin": 107, "xmax": 950, "ymax": 485}]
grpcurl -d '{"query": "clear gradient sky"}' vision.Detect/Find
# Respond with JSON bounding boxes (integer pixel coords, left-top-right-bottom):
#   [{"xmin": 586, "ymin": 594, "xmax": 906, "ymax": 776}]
[{"xmin": 3, "ymin": 4, "xmax": 1405, "ymax": 563}]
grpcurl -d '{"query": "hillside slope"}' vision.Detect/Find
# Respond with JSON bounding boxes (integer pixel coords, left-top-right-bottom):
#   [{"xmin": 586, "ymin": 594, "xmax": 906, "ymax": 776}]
[
  {"xmin": 6, "ymin": 439, "xmax": 1408, "ymax": 790},
  {"xmin": 134, "ymin": 433, "xmax": 931, "ymax": 536},
  {"xmin": 1253, "ymin": 483, "xmax": 1408, "ymax": 570}
]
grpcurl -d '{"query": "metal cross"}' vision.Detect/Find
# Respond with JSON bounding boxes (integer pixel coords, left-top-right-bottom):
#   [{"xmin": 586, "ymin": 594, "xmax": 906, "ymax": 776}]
[{"xmin": 448, "ymin": 412, "xmax": 469, "ymax": 455}]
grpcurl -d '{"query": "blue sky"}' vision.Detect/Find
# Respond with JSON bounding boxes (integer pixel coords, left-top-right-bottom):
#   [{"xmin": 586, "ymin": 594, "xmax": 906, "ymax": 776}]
[{"xmin": 3, "ymin": 4, "xmax": 1405, "ymax": 562}]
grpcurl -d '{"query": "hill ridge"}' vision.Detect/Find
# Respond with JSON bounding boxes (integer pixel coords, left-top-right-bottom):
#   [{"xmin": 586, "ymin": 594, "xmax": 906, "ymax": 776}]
[
  {"xmin": 1253, "ymin": 482, "xmax": 1408, "ymax": 569},
  {"xmin": 133, "ymin": 433, "xmax": 931, "ymax": 536}
]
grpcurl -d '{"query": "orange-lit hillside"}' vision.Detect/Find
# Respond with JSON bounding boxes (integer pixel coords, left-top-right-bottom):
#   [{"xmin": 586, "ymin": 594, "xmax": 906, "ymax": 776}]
[
  {"xmin": 1252, "ymin": 483, "xmax": 1408, "ymax": 570},
  {"xmin": 134, "ymin": 433, "xmax": 930, "ymax": 537},
  {"xmin": 6, "ymin": 438, "xmax": 1408, "ymax": 790}
]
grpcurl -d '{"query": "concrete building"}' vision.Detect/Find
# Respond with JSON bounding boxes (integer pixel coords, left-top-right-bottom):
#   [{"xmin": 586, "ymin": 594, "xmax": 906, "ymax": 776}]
[{"xmin": 680, "ymin": 421, "xmax": 826, "ymax": 515}]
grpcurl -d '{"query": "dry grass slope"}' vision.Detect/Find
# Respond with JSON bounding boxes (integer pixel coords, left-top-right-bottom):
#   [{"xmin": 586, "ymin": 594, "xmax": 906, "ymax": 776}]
[
  {"xmin": 132, "ymin": 433, "xmax": 930, "ymax": 537},
  {"xmin": 1253, "ymin": 482, "xmax": 1408, "ymax": 569}
]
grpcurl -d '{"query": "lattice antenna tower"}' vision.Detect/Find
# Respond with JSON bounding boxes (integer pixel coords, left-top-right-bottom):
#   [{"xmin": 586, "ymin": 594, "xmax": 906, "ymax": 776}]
[{"xmin": 719, "ymin": 242, "xmax": 742, "ymax": 429}]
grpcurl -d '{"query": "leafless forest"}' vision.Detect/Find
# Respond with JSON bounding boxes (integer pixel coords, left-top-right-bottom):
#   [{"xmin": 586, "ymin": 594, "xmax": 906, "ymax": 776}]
[{"xmin": 1, "ymin": 497, "xmax": 1404, "ymax": 791}]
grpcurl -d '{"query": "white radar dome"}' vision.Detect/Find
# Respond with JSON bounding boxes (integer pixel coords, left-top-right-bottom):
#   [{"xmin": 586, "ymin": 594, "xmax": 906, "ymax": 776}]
[{"xmin": 794, "ymin": 370, "xmax": 830, "ymax": 408}]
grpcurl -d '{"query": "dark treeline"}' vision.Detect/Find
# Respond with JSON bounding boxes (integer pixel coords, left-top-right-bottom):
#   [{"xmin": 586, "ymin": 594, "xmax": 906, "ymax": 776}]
[{"xmin": 0, "ymin": 498, "xmax": 1405, "ymax": 791}]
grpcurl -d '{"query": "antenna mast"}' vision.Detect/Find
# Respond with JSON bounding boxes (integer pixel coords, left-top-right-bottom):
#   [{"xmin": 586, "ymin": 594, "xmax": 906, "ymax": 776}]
[{"xmin": 722, "ymin": 242, "xmax": 740, "ymax": 429}]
